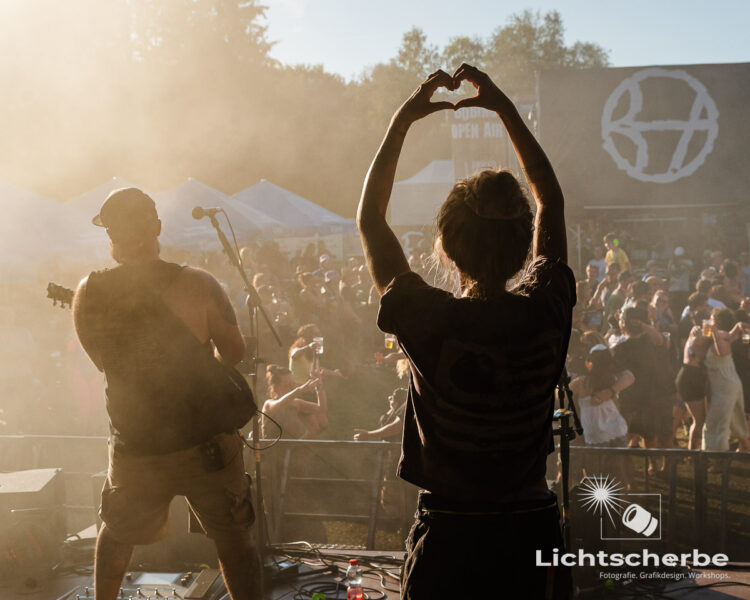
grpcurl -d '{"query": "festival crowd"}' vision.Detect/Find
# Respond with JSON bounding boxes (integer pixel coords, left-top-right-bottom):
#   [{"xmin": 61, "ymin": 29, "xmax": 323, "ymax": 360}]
[
  {"xmin": 568, "ymin": 231, "xmax": 750, "ymax": 471},
  {"xmin": 3, "ymin": 225, "xmax": 750, "ymax": 460}
]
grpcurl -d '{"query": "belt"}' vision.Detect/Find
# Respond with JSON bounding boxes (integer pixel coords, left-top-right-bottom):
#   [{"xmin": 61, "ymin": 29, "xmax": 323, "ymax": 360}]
[{"xmin": 418, "ymin": 490, "xmax": 558, "ymax": 517}]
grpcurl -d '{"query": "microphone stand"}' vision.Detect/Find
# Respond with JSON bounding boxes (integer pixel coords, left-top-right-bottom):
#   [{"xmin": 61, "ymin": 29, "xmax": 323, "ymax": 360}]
[
  {"xmin": 205, "ymin": 211, "xmax": 281, "ymax": 596},
  {"xmin": 552, "ymin": 367, "xmax": 583, "ymax": 553}
]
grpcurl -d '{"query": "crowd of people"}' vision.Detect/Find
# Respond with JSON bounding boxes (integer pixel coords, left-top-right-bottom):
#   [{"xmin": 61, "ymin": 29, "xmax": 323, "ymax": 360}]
[
  {"xmin": 567, "ymin": 232, "xmax": 750, "ymax": 472},
  {"xmin": 4, "ymin": 229, "xmax": 750, "ymax": 459},
  {"xmin": 241, "ymin": 227, "xmax": 750, "ymax": 463}
]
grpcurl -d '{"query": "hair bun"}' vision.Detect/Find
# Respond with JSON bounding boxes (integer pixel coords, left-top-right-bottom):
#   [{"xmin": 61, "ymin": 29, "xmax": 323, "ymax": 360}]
[{"xmin": 462, "ymin": 171, "xmax": 526, "ymax": 220}]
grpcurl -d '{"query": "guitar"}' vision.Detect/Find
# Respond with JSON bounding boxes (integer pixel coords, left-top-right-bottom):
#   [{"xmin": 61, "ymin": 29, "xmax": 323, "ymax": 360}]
[
  {"xmin": 46, "ymin": 282, "xmax": 74, "ymax": 309},
  {"xmin": 44, "ymin": 280, "xmax": 257, "ymax": 429}
]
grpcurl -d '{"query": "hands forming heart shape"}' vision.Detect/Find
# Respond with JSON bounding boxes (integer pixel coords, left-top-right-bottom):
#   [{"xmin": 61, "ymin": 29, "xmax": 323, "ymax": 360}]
[{"xmin": 397, "ymin": 63, "xmax": 511, "ymax": 124}]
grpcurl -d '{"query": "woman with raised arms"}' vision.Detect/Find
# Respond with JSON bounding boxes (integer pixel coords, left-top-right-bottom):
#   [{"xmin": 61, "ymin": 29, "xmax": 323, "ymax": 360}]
[{"xmin": 357, "ymin": 64, "xmax": 575, "ymax": 599}]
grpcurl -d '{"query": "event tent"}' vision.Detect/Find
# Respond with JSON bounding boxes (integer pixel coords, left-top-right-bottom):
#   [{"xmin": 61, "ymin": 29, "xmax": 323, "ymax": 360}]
[
  {"xmin": 2, "ymin": 176, "xmax": 355, "ymax": 274},
  {"xmin": 153, "ymin": 178, "xmax": 287, "ymax": 250},
  {"xmin": 61, "ymin": 177, "xmax": 139, "ymax": 262},
  {"xmin": 389, "ymin": 160, "xmax": 455, "ymax": 226},
  {"xmin": 231, "ymin": 179, "xmax": 354, "ymax": 236},
  {"xmin": 0, "ymin": 180, "xmax": 69, "ymax": 271}
]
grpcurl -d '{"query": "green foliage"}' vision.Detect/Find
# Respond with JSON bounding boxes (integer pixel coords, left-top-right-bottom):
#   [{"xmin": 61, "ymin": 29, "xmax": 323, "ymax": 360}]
[
  {"xmin": 486, "ymin": 10, "xmax": 610, "ymax": 99},
  {"xmin": 0, "ymin": 5, "xmax": 607, "ymax": 220},
  {"xmin": 441, "ymin": 36, "xmax": 487, "ymax": 72},
  {"xmin": 128, "ymin": 0, "xmax": 274, "ymax": 65},
  {"xmin": 392, "ymin": 27, "xmax": 441, "ymax": 79}
]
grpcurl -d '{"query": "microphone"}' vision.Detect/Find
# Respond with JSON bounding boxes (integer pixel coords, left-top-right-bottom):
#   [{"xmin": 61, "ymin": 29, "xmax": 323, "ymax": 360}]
[{"xmin": 192, "ymin": 206, "xmax": 222, "ymax": 220}]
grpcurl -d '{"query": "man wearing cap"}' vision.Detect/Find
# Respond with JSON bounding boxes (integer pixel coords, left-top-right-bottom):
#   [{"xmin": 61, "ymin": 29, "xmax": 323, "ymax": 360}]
[
  {"xmin": 72, "ymin": 188, "xmax": 260, "ymax": 600},
  {"xmin": 312, "ymin": 253, "xmax": 332, "ymax": 278}
]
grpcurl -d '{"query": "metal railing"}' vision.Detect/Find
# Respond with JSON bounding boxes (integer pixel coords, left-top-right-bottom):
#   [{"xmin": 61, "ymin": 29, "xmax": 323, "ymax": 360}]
[
  {"xmin": 0, "ymin": 435, "xmax": 747, "ymax": 554},
  {"xmin": 570, "ymin": 446, "xmax": 750, "ymax": 555}
]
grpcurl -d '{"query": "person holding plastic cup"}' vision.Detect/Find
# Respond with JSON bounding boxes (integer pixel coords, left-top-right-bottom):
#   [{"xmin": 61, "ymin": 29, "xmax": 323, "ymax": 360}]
[{"xmin": 702, "ymin": 308, "xmax": 750, "ymax": 451}]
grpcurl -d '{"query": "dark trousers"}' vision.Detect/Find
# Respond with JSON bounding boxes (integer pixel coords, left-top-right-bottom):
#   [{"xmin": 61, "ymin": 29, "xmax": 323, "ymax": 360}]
[{"xmin": 401, "ymin": 492, "xmax": 571, "ymax": 600}]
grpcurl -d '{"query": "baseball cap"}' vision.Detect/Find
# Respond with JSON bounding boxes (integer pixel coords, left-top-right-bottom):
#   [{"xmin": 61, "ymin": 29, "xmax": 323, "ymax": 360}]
[{"xmin": 92, "ymin": 187, "xmax": 158, "ymax": 230}]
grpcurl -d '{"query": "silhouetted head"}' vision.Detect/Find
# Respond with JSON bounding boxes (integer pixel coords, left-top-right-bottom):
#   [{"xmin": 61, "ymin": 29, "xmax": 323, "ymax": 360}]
[
  {"xmin": 620, "ymin": 305, "xmax": 648, "ymax": 336},
  {"xmin": 296, "ymin": 323, "xmax": 321, "ymax": 342},
  {"xmin": 712, "ymin": 307, "xmax": 736, "ymax": 332},
  {"xmin": 585, "ymin": 346, "xmax": 616, "ymax": 393},
  {"xmin": 603, "ymin": 232, "xmax": 618, "ymax": 251},
  {"xmin": 605, "ymin": 262, "xmax": 621, "ymax": 280},
  {"xmin": 435, "ymin": 169, "xmax": 533, "ymax": 298},
  {"xmin": 266, "ymin": 364, "xmax": 294, "ymax": 398},
  {"xmin": 388, "ymin": 387, "xmax": 408, "ymax": 409},
  {"xmin": 94, "ymin": 187, "xmax": 161, "ymax": 264}
]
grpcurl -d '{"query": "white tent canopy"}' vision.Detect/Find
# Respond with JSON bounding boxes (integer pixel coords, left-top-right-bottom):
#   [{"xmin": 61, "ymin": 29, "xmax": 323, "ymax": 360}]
[
  {"xmin": 65, "ymin": 177, "xmax": 138, "ymax": 223},
  {"xmin": 59, "ymin": 177, "xmax": 288, "ymax": 255},
  {"xmin": 154, "ymin": 178, "xmax": 287, "ymax": 251},
  {"xmin": 390, "ymin": 160, "xmax": 455, "ymax": 227},
  {"xmin": 232, "ymin": 179, "xmax": 354, "ymax": 235},
  {"xmin": 0, "ymin": 180, "xmax": 67, "ymax": 267},
  {"xmin": 2, "ymin": 176, "xmax": 356, "ymax": 276}
]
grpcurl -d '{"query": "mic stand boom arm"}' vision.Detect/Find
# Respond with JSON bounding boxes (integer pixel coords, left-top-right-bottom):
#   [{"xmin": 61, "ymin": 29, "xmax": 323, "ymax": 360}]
[
  {"xmin": 206, "ymin": 212, "xmax": 282, "ymax": 593},
  {"xmin": 208, "ymin": 213, "xmax": 282, "ymax": 347}
]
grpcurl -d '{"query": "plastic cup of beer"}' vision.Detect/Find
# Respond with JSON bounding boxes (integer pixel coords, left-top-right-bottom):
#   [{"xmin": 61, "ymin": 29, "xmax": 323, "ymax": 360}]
[
  {"xmin": 313, "ymin": 336, "xmax": 324, "ymax": 355},
  {"xmin": 702, "ymin": 320, "xmax": 712, "ymax": 337},
  {"xmin": 743, "ymin": 332, "xmax": 750, "ymax": 345},
  {"xmin": 384, "ymin": 333, "xmax": 397, "ymax": 350}
]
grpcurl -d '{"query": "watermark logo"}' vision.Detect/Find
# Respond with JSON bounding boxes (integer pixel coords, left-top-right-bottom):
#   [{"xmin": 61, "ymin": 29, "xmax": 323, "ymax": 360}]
[
  {"xmin": 578, "ymin": 475, "xmax": 662, "ymax": 540},
  {"xmin": 601, "ymin": 67, "xmax": 719, "ymax": 184}
]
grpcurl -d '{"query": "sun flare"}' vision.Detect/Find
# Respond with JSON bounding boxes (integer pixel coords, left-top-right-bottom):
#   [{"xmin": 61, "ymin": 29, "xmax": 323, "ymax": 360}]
[{"xmin": 578, "ymin": 475, "xmax": 628, "ymax": 526}]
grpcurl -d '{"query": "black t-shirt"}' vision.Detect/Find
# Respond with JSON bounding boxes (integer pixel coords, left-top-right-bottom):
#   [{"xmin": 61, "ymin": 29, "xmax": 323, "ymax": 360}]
[
  {"xmin": 377, "ymin": 258, "xmax": 576, "ymax": 504},
  {"xmin": 613, "ymin": 335, "xmax": 659, "ymax": 405}
]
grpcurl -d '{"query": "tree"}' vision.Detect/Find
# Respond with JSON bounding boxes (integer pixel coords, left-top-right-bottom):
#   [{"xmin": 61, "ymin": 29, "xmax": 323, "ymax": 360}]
[
  {"xmin": 486, "ymin": 10, "xmax": 610, "ymax": 99},
  {"xmin": 441, "ymin": 36, "xmax": 486, "ymax": 72},
  {"xmin": 127, "ymin": 0, "xmax": 273, "ymax": 66},
  {"xmin": 567, "ymin": 41, "xmax": 610, "ymax": 69},
  {"xmin": 392, "ymin": 27, "xmax": 440, "ymax": 79},
  {"xmin": 0, "ymin": 4, "xmax": 609, "ymax": 216}
]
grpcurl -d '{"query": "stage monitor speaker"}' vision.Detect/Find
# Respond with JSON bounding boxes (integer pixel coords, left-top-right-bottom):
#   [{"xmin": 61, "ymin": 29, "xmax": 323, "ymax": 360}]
[{"xmin": 0, "ymin": 468, "xmax": 66, "ymax": 580}]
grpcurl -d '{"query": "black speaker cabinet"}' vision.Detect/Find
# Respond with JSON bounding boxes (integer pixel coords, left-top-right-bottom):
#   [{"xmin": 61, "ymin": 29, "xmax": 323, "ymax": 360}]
[{"xmin": 0, "ymin": 468, "xmax": 66, "ymax": 578}]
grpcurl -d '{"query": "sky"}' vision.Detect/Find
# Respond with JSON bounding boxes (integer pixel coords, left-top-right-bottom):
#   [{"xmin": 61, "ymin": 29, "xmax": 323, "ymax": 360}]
[{"xmin": 264, "ymin": 0, "xmax": 750, "ymax": 80}]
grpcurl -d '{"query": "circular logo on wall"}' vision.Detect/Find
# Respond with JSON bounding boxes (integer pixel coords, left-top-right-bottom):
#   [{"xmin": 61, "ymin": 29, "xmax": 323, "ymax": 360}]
[{"xmin": 601, "ymin": 68, "xmax": 719, "ymax": 184}]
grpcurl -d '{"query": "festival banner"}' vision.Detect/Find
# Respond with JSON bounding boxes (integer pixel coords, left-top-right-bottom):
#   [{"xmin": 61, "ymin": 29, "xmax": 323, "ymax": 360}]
[{"xmin": 537, "ymin": 63, "xmax": 750, "ymax": 209}]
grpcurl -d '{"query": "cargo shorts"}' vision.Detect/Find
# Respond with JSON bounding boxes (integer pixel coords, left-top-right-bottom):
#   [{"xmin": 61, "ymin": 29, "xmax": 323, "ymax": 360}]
[{"xmin": 100, "ymin": 432, "xmax": 255, "ymax": 545}]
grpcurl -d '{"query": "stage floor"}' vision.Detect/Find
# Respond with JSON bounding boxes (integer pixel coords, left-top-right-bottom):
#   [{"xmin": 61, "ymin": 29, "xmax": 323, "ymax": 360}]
[
  {"xmin": 2, "ymin": 545, "xmax": 749, "ymax": 599},
  {"xmin": 0, "ymin": 549, "xmax": 406, "ymax": 600}
]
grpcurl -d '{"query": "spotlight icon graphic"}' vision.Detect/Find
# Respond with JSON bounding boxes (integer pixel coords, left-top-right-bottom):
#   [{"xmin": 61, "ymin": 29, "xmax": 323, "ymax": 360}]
[
  {"xmin": 578, "ymin": 475, "xmax": 662, "ymax": 540},
  {"xmin": 622, "ymin": 503, "xmax": 658, "ymax": 537}
]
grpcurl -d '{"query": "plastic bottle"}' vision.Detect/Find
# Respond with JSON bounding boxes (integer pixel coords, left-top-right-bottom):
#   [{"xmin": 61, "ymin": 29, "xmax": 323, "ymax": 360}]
[{"xmin": 345, "ymin": 558, "xmax": 364, "ymax": 600}]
